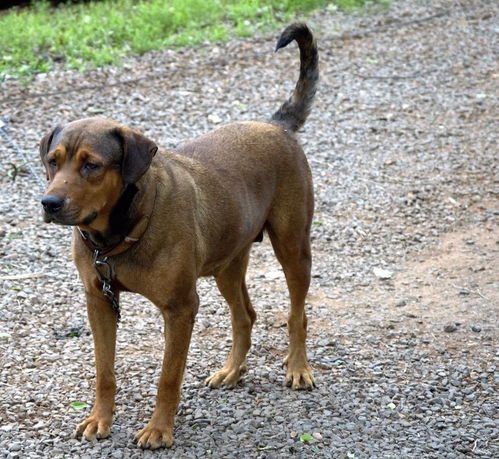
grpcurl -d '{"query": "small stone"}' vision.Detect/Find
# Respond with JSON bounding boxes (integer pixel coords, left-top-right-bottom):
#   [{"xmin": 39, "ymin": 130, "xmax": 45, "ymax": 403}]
[
  {"xmin": 373, "ymin": 267, "xmax": 393, "ymax": 279},
  {"xmin": 395, "ymin": 300, "xmax": 407, "ymax": 307},
  {"xmin": 471, "ymin": 325, "xmax": 481, "ymax": 332},
  {"xmin": 265, "ymin": 270, "xmax": 282, "ymax": 280},
  {"xmin": 312, "ymin": 432, "xmax": 323, "ymax": 440},
  {"xmin": 10, "ymin": 443, "xmax": 22, "ymax": 452},
  {"xmin": 207, "ymin": 114, "xmax": 222, "ymax": 124},
  {"xmin": 444, "ymin": 323, "xmax": 458, "ymax": 333}
]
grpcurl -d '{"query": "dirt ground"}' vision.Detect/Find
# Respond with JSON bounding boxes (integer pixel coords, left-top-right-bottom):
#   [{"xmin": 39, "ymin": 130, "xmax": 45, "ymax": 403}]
[{"xmin": 309, "ymin": 223, "xmax": 498, "ymax": 351}]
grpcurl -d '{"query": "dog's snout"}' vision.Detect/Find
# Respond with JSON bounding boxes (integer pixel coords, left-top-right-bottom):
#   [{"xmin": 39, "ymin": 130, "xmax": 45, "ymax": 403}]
[{"xmin": 41, "ymin": 195, "xmax": 65, "ymax": 214}]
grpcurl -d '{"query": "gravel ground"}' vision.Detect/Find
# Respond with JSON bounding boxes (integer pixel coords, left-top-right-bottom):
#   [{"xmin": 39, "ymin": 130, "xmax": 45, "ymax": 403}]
[{"xmin": 1, "ymin": 0, "xmax": 498, "ymax": 457}]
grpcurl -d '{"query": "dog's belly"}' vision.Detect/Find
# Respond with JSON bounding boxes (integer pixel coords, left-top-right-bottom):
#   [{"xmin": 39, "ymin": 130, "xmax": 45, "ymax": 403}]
[{"xmin": 196, "ymin": 206, "xmax": 268, "ymax": 277}]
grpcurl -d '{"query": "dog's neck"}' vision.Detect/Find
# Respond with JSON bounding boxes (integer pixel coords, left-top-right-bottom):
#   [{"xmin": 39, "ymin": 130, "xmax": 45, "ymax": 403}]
[
  {"xmin": 108, "ymin": 183, "xmax": 140, "ymax": 236},
  {"xmin": 78, "ymin": 183, "xmax": 142, "ymax": 251}
]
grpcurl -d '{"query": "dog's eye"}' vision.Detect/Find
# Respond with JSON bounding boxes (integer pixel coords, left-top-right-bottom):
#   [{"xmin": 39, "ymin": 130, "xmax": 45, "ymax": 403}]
[
  {"xmin": 48, "ymin": 158, "xmax": 57, "ymax": 168},
  {"xmin": 82, "ymin": 162, "xmax": 101, "ymax": 173}
]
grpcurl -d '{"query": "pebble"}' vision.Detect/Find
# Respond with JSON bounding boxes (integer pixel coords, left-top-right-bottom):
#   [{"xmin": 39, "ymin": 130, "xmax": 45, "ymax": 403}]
[
  {"xmin": 9, "ymin": 443, "xmax": 22, "ymax": 452},
  {"xmin": 444, "ymin": 323, "xmax": 458, "ymax": 333}
]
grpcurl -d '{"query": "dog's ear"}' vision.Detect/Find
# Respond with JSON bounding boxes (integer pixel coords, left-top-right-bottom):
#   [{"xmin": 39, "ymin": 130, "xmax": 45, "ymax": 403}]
[
  {"xmin": 39, "ymin": 125, "xmax": 63, "ymax": 160},
  {"xmin": 116, "ymin": 128, "xmax": 158, "ymax": 184}
]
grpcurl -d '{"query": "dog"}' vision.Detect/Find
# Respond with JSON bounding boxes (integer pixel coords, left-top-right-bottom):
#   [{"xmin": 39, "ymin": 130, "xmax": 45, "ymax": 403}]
[{"xmin": 39, "ymin": 23, "xmax": 318, "ymax": 449}]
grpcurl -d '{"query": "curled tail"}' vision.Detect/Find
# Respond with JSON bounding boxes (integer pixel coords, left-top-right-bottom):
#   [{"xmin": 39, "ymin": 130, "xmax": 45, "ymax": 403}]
[{"xmin": 271, "ymin": 23, "xmax": 319, "ymax": 132}]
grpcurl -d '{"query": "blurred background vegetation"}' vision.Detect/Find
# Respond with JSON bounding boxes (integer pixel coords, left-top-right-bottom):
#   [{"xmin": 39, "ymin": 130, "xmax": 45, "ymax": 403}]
[{"xmin": 0, "ymin": 0, "xmax": 388, "ymax": 82}]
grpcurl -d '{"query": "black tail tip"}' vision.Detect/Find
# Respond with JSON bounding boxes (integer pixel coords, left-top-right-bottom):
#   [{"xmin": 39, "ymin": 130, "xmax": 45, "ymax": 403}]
[
  {"xmin": 275, "ymin": 35, "xmax": 292, "ymax": 52},
  {"xmin": 275, "ymin": 23, "xmax": 312, "ymax": 52}
]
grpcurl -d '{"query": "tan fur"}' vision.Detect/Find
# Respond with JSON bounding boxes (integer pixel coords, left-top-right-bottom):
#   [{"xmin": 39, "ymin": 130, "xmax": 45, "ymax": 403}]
[{"xmin": 39, "ymin": 24, "xmax": 318, "ymax": 449}]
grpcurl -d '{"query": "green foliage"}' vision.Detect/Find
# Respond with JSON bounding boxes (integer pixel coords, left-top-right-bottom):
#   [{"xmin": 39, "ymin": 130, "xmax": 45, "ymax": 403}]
[
  {"xmin": 334, "ymin": 0, "xmax": 388, "ymax": 10},
  {"xmin": 70, "ymin": 401, "xmax": 89, "ymax": 410},
  {"xmin": 0, "ymin": 0, "xmax": 388, "ymax": 81},
  {"xmin": 299, "ymin": 432, "xmax": 314, "ymax": 443}
]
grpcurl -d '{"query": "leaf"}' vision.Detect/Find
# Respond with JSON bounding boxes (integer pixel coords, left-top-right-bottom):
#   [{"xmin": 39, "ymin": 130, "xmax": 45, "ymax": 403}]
[
  {"xmin": 386, "ymin": 402, "xmax": 396, "ymax": 410},
  {"xmin": 0, "ymin": 332, "xmax": 11, "ymax": 339},
  {"xmin": 70, "ymin": 401, "xmax": 89, "ymax": 411},
  {"xmin": 300, "ymin": 432, "xmax": 314, "ymax": 443}
]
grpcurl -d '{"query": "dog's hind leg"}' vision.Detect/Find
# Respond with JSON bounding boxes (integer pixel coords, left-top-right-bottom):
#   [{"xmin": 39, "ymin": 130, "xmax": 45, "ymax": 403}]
[
  {"xmin": 267, "ymin": 222, "xmax": 315, "ymax": 390},
  {"xmin": 206, "ymin": 246, "xmax": 256, "ymax": 388}
]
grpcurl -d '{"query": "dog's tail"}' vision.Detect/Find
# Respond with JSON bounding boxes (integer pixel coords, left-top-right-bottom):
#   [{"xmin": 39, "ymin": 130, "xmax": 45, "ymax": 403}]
[{"xmin": 270, "ymin": 23, "xmax": 318, "ymax": 132}]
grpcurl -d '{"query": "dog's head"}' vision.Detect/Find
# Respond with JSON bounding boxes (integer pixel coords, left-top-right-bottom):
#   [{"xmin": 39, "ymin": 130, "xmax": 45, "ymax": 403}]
[{"xmin": 39, "ymin": 117, "xmax": 157, "ymax": 231}]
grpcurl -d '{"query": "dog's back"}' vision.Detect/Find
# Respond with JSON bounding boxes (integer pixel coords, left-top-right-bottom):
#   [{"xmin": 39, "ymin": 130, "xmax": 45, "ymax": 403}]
[
  {"xmin": 171, "ymin": 23, "xmax": 318, "ymax": 272},
  {"xmin": 171, "ymin": 22, "xmax": 319, "ymax": 213}
]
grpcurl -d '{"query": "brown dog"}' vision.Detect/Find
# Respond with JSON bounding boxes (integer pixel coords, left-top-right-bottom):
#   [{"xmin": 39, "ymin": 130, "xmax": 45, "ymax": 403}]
[{"xmin": 39, "ymin": 23, "xmax": 318, "ymax": 449}]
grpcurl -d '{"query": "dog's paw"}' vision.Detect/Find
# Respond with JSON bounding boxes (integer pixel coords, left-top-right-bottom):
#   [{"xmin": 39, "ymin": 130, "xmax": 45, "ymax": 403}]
[
  {"xmin": 75, "ymin": 415, "xmax": 112, "ymax": 441},
  {"xmin": 135, "ymin": 424, "xmax": 173, "ymax": 449},
  {"xmin": 284, "ymin": 355, "xmax": 315, "ymax": 390},
  {"xmin": 205, "ymin": 363, "xmax": 247, "ymax": 389}
]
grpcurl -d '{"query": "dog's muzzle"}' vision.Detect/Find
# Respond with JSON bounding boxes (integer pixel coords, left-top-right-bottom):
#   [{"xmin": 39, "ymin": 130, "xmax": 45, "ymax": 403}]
[
  {"xmin": 40, "ymin": 195, "xmax": 95, "ymax": 225},
  {"xmin": 41, "ymin": 195, "xmax": 65, "ymax": 215}
]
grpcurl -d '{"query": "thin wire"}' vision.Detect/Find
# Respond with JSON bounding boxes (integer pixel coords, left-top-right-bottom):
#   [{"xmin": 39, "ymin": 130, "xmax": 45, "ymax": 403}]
[{"xmin": 0, "ymin": 117, "xmax": 45, "ymax": 191}]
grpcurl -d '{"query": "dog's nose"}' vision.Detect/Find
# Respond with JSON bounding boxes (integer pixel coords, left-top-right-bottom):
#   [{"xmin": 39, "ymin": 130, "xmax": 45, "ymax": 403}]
[{"xmin": 41, "ymin": 195, "xmax": 64, "ymax": 214}]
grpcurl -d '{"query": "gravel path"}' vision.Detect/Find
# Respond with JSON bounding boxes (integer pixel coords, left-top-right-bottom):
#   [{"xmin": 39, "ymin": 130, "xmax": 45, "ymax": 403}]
[{"xmin": 1, "ymin": 0, "xmax": 498, "ymax": 457}]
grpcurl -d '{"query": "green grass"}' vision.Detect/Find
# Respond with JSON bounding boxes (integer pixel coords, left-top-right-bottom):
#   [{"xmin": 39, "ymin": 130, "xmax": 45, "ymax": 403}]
[{"xmin": 0, "ymin": 0, "xmax": 387, "ymax": 82}]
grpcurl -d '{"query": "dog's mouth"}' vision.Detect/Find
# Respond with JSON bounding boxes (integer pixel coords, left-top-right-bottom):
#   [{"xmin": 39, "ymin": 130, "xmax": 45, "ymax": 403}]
[
  {"xmin": 80, "ymin": 211, "xmax": 98, "ymax": 225},
  {"xmin": 43, "ymin": 208, "xmax": 97, "ymax": 226}
]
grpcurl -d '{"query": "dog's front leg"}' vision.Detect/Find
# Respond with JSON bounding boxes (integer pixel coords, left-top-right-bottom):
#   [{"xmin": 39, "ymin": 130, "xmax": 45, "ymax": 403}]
[
  {"xmin": 135, "ymin": 291, "xmax": 198, "ymax": 449},
  {"xmin": 75, "ymin": 290, "xmax": 118, "ymax": 441}
]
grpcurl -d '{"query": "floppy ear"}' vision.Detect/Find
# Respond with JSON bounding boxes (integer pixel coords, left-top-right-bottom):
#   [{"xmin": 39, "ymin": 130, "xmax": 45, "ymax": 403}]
[
  {"xmin": 117, "ymin": 128, "xmax": 158, "ymax": 184},
  {"xmin": 39, "ymin": 125, "xmax": 63, "ymax": 160}
]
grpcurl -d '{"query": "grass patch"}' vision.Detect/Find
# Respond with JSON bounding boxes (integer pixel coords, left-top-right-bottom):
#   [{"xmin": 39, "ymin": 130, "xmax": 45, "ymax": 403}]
[{"xmin": 0, "ymin": 0, "xmax": 388, "ymax": 81}]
